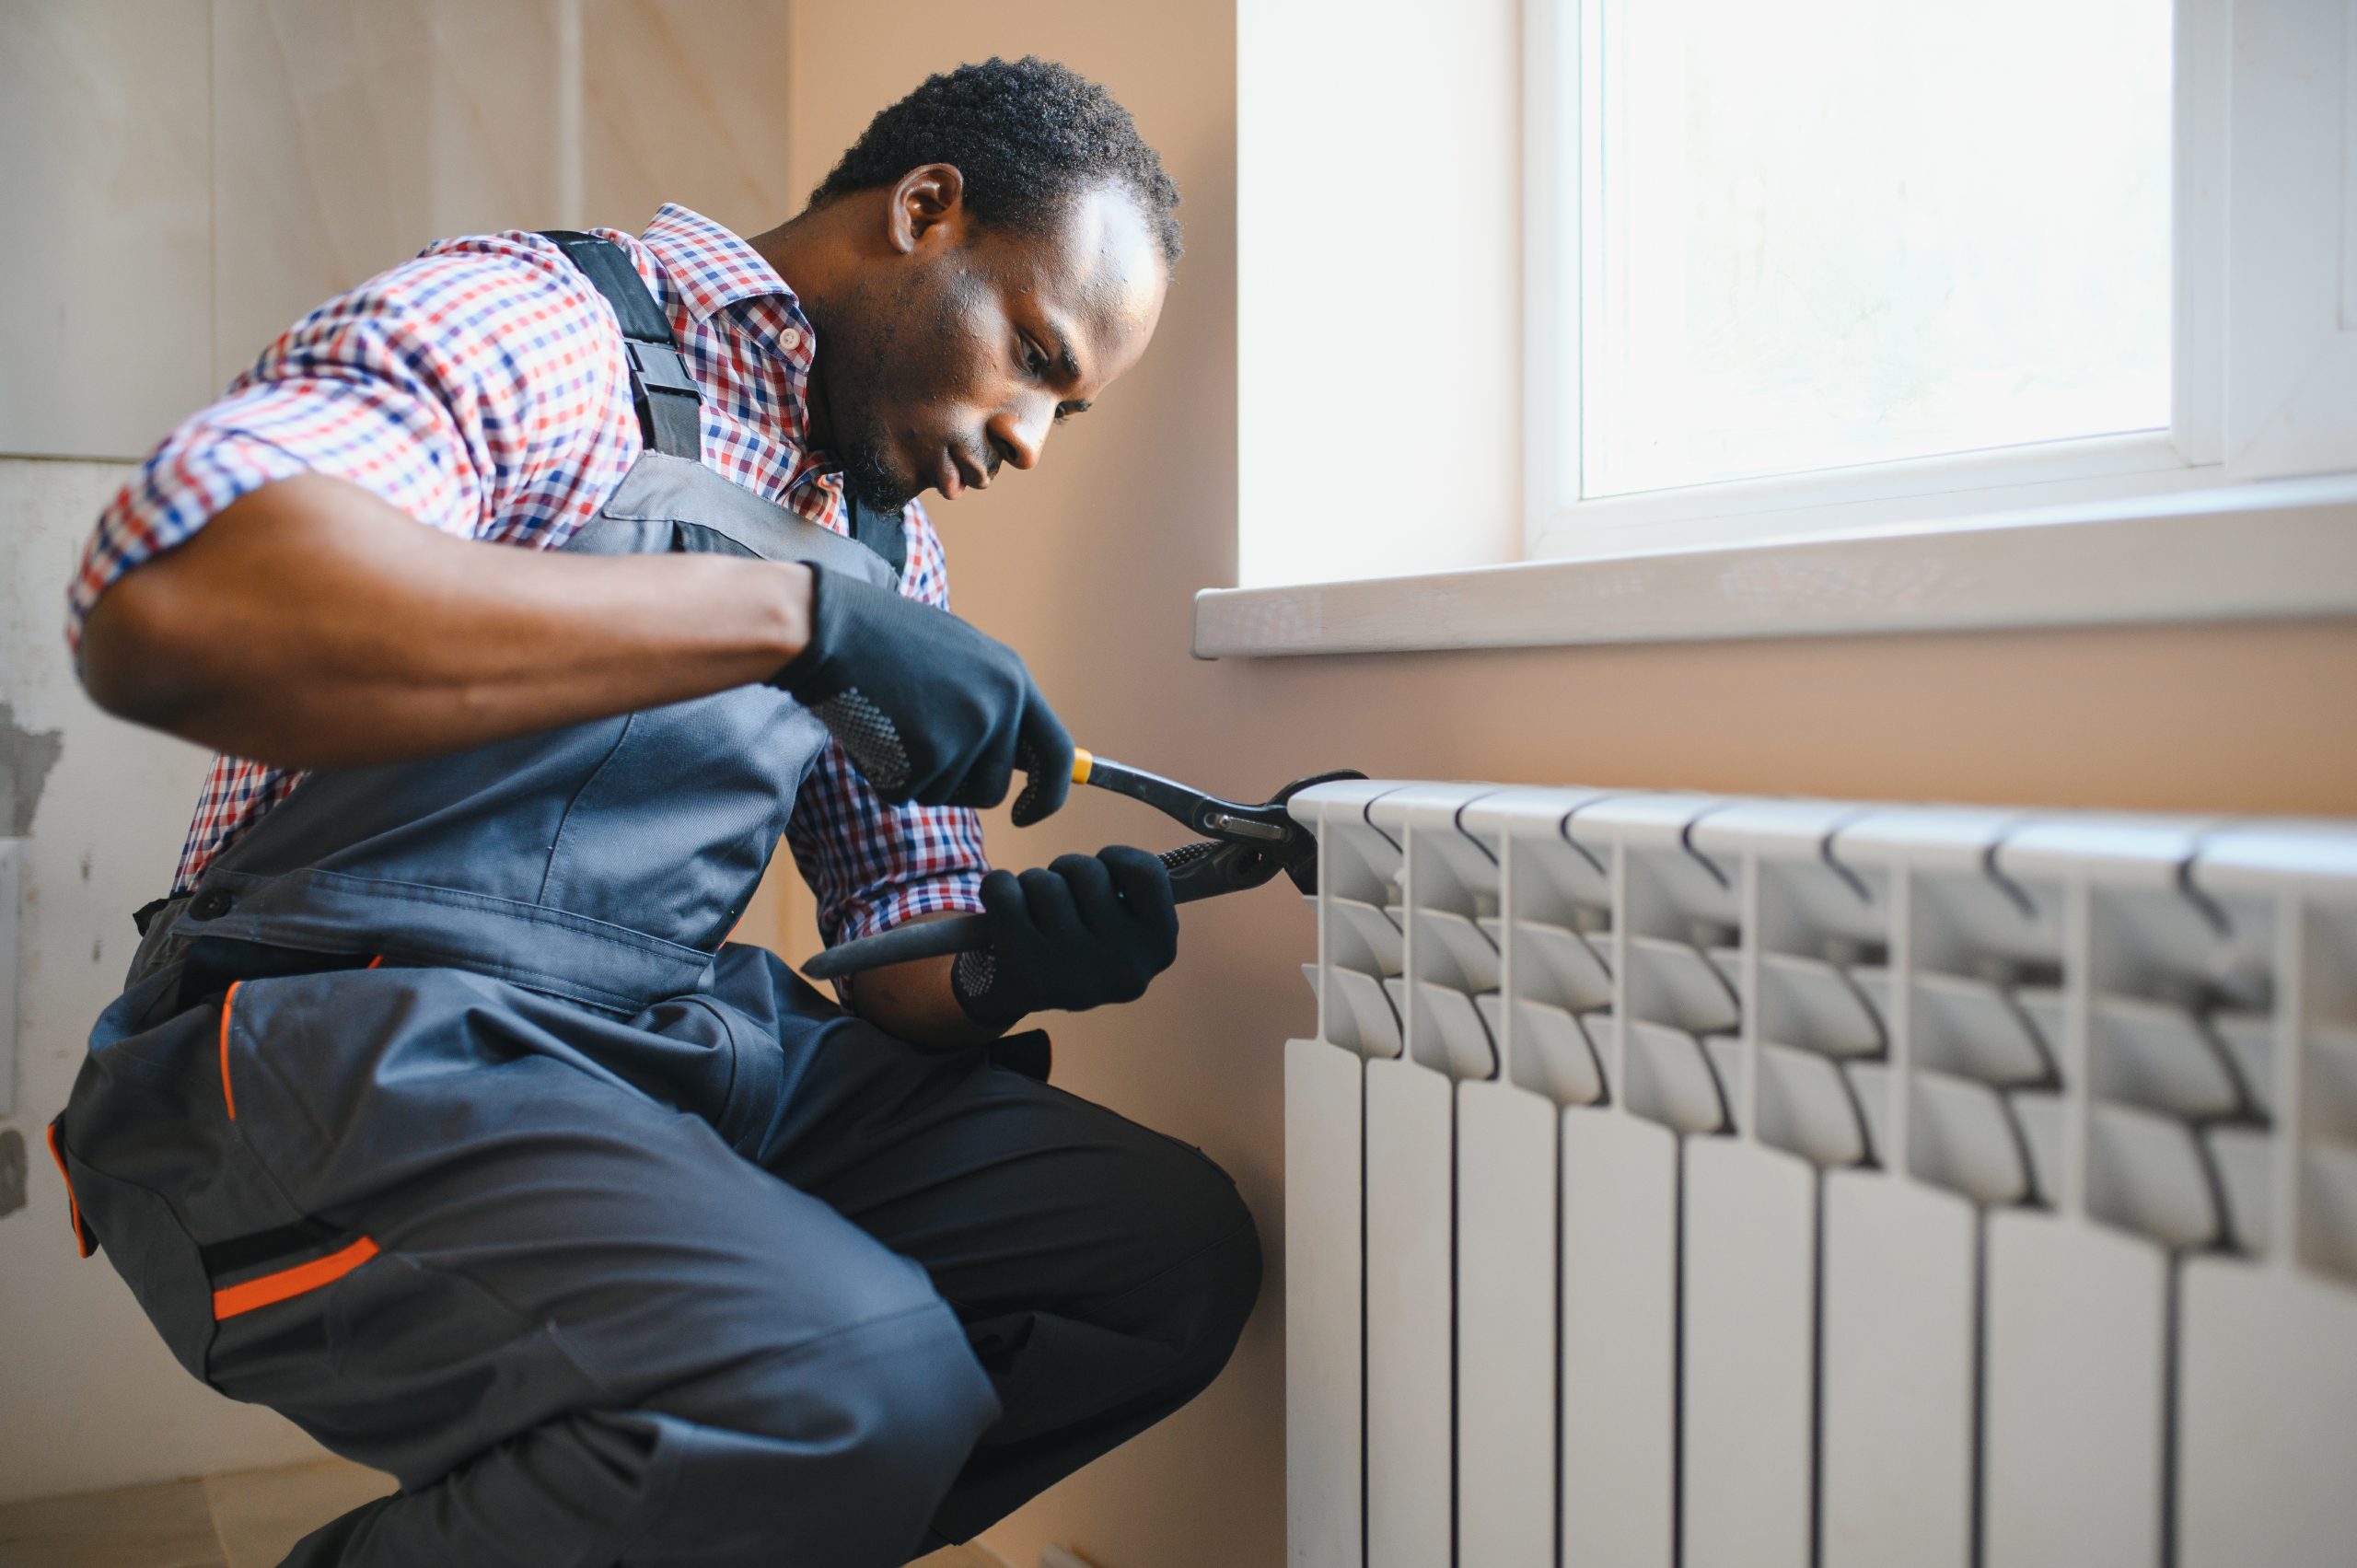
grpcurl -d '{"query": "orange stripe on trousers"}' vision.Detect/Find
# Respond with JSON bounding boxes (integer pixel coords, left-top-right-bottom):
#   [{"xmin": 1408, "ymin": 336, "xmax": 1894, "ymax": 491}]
[
  {"xmin": 217, "ymin": 980, "xmax": 243, "ymax": 1120},
  {"xmin": 213, "ymin": 1237, "xmax": 381, "ymax": 1319},
  {"xmin": 43, "ymin": 1121, "xmax": 93, "ymax": 1260}
]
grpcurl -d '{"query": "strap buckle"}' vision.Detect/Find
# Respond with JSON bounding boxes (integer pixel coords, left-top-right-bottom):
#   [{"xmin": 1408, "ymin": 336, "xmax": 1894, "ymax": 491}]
[{"xmin": 625, "ymin": 340, "xmax": 697, "ymax": 396}]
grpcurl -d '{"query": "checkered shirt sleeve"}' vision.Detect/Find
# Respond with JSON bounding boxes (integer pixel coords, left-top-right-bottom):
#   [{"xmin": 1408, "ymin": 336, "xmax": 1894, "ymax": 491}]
[
  {"xmin": 785, "ymin": 499, "xmax": 990, "ymax": 947},
  {"xmin": 70, "ymin": 234, "xmax": 640, "ymax": 894},
  {"xmin": 70, "ymin": 234, "xmax": 636, "ymax": 645}
]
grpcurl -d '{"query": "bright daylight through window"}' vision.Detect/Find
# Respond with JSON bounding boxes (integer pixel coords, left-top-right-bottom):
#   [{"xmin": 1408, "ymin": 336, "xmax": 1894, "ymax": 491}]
[
  {"xmin": 1577, "ymin": 0, "xmax": 2173, "ymax": 500},
  {"xmin": 1212, "ymin": 0, "xmax": 2357, "ymax": 652}
]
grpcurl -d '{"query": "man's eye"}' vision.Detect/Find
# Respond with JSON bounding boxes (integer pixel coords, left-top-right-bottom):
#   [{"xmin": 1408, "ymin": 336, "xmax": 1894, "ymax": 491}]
[{"xmin": 1023, "ymin": 343, "xmax": 1049, "ymax": 377}]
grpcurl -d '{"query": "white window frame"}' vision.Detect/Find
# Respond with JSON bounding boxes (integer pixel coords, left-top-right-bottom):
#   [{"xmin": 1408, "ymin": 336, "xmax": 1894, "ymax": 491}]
[
  {"xmin": 1508, "ymin": 0, "xmax": 2357, "ymax": 563},
  {"xmin": 1195, "ymin": 0, "xmax": 2357, "ymax": 658},
  {"xmin": 1522, "ymin": 0, "xmax": 2355, "ymax": 563}
]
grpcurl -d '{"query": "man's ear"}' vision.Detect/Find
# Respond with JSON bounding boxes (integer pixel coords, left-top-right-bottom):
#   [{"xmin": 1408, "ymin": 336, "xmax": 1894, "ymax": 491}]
[{"xmin": 886, "ymin": 163, "xmax": 969, "ymax": 257}]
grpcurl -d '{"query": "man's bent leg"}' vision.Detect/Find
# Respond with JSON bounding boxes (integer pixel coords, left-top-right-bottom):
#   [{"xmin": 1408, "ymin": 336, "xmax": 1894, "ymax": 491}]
[
  {"xmin": 276, "ymin": 1311, "xmax": 983, "ymax": 1568},
  {"xmin": 718, "ymin": 950, "xmax": 1266, "ymax": 1544},
  {"xmin": 62, "ymin": 966, "xmax": 999, "ymax": 1567}
]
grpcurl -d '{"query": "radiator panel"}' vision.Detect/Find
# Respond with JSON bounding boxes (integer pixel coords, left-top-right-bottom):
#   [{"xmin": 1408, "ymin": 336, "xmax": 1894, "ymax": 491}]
[
  {"xmin": 1818, "ymin": 1171, "xmax": 1978, "ymax": 1568},
  {"xmin": 1284, "ymin": 1036, "xmax": 1364, "ymax": 1568},
  {"xmin": 2177, "ymin": 1258, "xmax": 2357, "ymax": 1566},
  {"xmin": 1559, "ymin": 1107, "xmax": 1678, "ymax": 1568},
  {"xmin": 1362, "ymin": 1055, "xmax": 1453, "ymax": 1568},
  {"xmin": 1679, "ymin": 1136, "xmax": 1816, "ymax": 1568},
  {"xmin": 1284, "ymin": 784, "xmax": 2357, "ymax": 1568},
  {"xmin": 1455, "ymin": 1078, "xmax": 1559, "ymax": 1568},
  {"xmin": 1981, "ymin": 1210, "xmax": 2168, "ymax": 1568}
]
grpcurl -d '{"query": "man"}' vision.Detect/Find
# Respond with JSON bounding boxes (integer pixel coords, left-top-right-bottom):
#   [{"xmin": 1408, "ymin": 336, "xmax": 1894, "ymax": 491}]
[{"xmin": 49, "ymin": 57, "xmax": 1259, "ymax": 1567}]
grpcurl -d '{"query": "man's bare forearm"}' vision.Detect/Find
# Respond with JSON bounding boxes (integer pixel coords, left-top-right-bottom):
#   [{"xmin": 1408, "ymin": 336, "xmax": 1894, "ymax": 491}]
[
  {"xmin": 78, "ymin": 473, "xmax": 814, "ymax": 769},
  {"xmin": 840, "ymin": 914, "xmax": 1004, "ymax": 1047}
]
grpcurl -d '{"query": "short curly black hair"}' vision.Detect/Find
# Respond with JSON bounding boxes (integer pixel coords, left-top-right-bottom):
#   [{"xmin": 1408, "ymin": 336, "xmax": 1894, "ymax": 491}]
[{"xmin": 808, "ymin": 56, "xmax": 1182, "ymax": 267}]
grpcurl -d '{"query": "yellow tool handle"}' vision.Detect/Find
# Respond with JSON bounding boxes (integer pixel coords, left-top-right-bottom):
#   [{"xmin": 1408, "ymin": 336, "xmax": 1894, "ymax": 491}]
[{"xmin": 1072, "ymin": 748, "xmax": 1095, "ymax": 785}]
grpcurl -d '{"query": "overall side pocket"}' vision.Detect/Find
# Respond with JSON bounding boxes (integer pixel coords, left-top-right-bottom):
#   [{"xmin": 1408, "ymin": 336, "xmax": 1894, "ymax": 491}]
[{"xmin": 52, "ymin": 1138, "xmax": 219, "ymax": 1383}]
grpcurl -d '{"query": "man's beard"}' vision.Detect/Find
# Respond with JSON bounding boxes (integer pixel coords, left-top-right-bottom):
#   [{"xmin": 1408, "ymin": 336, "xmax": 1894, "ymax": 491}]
[
  {"xmin": 835, "ymin": 415, "xmax": 916, "ymax": 512},
  {"xmin": 805, "ymin": 275, "xmax": 923, "ymax": 513}
]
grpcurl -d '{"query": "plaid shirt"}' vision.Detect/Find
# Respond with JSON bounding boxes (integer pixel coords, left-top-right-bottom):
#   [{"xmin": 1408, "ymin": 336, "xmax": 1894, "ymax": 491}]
[{"xmin": 72, "ymin": 204, "xmax": 988, "ymax": 945}]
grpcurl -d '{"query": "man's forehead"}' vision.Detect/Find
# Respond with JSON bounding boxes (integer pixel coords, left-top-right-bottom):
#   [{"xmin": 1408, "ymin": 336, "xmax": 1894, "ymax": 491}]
[
  {"xmin": 1007, "ymin": 180, "xmax": 1156, "ymax": 271},
  {"xmin": 1002, "ymin": 189, "xmax": 1166, "ymax": 384}
]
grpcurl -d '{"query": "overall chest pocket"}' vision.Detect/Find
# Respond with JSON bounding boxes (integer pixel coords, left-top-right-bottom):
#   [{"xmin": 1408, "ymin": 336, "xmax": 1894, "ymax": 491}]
[{"xmin": 535, "ymin": 691, "xmax": 829, "ymax": 948}]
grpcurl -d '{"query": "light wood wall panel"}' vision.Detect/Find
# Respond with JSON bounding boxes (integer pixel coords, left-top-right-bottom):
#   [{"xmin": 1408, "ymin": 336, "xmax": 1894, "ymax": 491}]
[
  {"xmin": 0, "ymin": 0, "xmax": 792, "ymax": 462},
  {"xmin": 0, "ymin": 1, "xmax": 215, "ymax": 459}
]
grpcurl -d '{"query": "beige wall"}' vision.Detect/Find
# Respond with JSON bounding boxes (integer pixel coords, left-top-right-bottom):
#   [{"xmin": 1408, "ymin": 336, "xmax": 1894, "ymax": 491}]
[{"xmin": 776, "ymin": 6, "xmax": 2357, "ymax": 1566}]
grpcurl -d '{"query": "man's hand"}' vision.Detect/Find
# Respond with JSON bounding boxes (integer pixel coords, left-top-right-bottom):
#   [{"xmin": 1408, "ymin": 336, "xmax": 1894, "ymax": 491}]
[
  {"xmin": 770, "ymin": 566, "xmax": 1074, "ymax": 823},
  {"xmin": 948, "ymin": 846, "xmax": 1180, "ymax": 1028}
]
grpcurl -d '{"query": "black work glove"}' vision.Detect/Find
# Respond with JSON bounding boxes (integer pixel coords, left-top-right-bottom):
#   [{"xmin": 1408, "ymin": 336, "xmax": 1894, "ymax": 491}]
[
  {"xmin": 951, "ymin": 846, "xmax": 1181, "ymax": 1028},
  {"xmin": 770, "ymin": 565, "xmax": 1074, "ymax": 823}
]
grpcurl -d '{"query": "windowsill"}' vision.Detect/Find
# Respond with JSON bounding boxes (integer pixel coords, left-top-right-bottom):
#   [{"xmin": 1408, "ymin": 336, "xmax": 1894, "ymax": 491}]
[{"xmin": 1191, "ymin": 475, "xmax": 2357, "ymax": 658}]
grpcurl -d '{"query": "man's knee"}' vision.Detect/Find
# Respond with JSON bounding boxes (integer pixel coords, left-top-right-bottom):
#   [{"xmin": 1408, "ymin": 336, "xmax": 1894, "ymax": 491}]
[
  {"xmin": 1167, "ymin": 1200, "xmax": 1262, "ymax": 1400},
  {"xmin": 659, "ymin": 1299, "xmax": 1001, "ymax": 1563},
  {"xmin": 1111, "ymin": 1137, "xmax": 1264, "ymax": 1388},
  {"xmin": 737, "ymin": 1296, "xmax": 995, "ymax": 1483}
]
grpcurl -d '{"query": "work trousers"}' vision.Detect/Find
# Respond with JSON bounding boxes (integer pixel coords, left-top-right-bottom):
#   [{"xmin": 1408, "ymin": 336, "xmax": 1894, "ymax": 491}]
[{"xmin": 55, "ymin": 942, "xmax": 1262, "ymax": 1567}]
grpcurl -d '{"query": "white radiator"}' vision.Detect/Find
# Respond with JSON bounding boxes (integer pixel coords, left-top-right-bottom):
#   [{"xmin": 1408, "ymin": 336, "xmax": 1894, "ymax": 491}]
[{"xmin": 1283, "ymin": 782, "xmax": 2357, "ymax": 1568}]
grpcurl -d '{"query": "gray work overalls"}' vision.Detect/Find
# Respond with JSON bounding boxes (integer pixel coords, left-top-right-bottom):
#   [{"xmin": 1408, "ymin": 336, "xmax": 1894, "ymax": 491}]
[{"xmin": 47, "ymin": 235, "xmax": 1260, "ymax": 1568}]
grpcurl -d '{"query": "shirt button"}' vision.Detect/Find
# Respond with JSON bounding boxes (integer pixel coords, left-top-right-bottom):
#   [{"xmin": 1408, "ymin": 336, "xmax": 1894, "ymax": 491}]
[
  {"xmin": 778, "ymin": 327, "xmax": 803, "ymax": 352},
  {"xmin": 189, "ymin": 889, "xmax": 234, "ymax": 921}
]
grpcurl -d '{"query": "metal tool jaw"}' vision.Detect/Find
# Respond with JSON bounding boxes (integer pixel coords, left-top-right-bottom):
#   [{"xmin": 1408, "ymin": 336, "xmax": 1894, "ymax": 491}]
[{"xmin": 1118, "ymin": 766, "xmax": 1366, "ymax": 905}]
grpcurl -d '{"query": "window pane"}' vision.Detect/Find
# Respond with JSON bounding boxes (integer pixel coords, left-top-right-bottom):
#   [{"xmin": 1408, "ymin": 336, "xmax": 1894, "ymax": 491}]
[{"xmin": 1578, "ymin": 0, "xmax": 2172, "ymax": 500}]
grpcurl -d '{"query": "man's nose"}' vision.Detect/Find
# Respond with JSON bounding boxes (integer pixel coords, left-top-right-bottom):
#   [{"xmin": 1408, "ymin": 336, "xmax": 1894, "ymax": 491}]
[{"xmin": 987, "ymin": 400, "xmax": 1053, "ymax": 473}]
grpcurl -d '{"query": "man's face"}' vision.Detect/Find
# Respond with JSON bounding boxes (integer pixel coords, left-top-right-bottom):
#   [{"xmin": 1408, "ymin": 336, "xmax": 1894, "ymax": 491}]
[{"xmin": 805, "ymin": 177, "xmax": 1168, "ymax": 511}]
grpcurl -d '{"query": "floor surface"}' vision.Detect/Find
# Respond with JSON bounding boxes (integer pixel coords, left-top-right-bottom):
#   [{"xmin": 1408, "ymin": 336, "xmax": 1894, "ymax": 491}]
[{"xmin": 0, "ymin": 1458, "xmax": 1010, "ymax": 1567}]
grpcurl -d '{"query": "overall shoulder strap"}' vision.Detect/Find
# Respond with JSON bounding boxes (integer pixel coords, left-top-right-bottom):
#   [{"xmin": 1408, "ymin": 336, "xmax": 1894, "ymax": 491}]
[
  {"xmin": 540, "ymin": 230, "xmax": 702, "ymax": 459},
  {"xmin": 543, "ymin": 229, "xmax": 908, "ymax": 577},
  {"xmin": 846, "ymin": 494, "xmax": 909, "ymax": 577}
]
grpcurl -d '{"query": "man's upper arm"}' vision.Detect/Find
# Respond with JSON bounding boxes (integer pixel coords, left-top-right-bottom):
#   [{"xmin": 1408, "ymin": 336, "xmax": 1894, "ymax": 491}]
[{"xmin": 69, "ymin": 233, "xmax": 635, "ymax": 648}]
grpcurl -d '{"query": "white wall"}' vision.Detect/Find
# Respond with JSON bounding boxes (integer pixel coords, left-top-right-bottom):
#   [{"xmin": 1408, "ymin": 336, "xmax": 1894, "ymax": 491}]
[
  {"xmin": 0, "ymin": 459, "xmax": 319, "ymax": 1502},
  {"xmin": 1236, "ymin": 0, "xmax": 1524, "ymax": 587}
]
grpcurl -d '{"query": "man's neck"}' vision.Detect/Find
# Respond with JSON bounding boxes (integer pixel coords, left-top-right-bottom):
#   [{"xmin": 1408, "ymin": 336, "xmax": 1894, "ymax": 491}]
[{"xmin": 748, "ymin": 203, "xmax": 864, "ymax": 455}]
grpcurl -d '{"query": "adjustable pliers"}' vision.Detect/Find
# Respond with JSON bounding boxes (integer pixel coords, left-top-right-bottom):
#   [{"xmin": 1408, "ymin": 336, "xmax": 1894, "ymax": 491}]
[{"xmin": 799, "ymin": 752, "xmax": 1364, "ymax": 981}]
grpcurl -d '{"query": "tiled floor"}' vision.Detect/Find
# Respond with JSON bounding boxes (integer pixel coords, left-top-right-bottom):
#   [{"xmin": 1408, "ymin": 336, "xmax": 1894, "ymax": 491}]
[{"xmin": 0, "ymin": 1458, "xmax": 1011, "ymax": 1567}]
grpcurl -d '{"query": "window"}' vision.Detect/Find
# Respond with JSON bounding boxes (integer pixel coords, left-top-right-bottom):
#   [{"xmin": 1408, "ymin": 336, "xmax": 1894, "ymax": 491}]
[
  {"xmin": 1524, "ymin": 0, "xmax": 2357, "ymax": 561},
  {"xmin": 1579, "ymin": 0, "xmax": 2169, "ymax": 498},
  {"xmin": 1212, "ymin": 0, "xmax": 2357, "ymax": 654}
]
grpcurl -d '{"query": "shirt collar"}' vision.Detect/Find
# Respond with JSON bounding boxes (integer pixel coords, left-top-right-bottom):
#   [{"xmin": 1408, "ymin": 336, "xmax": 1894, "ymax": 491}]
[
  {"xmin": 635, "ymin": 204, "xmax": 794, "ymax": 320},
  {"xmin": 635, "ymin": 202, "xmax": 822, "ymax": 424},
  {"xmin": 635, "ymin": 204, "xmax": 854, "ymax": 521}
]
